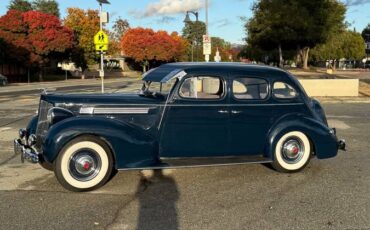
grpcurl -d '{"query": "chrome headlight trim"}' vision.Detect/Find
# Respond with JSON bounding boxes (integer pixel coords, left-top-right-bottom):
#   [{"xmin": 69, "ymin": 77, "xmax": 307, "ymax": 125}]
[
  {"xmin": 28, "ymin": 134, "xmax": 37, "ymax": 146},
  {"xmin": 47, "ymin": 109, "xmax": 53, "ymax": 124}
]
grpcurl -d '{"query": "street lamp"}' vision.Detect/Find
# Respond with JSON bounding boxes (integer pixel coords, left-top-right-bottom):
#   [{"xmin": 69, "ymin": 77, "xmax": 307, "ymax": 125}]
[
  {"xmin": 184, "ymin": 11, "xmax": 199, "ymax": 62},
  {"xmin": 96, "ymin": 0, "xmax": 110, "ymax": 93},
  {"xmin": 184, "ymin": 11, "xmax": 199, "ymax": 23}
]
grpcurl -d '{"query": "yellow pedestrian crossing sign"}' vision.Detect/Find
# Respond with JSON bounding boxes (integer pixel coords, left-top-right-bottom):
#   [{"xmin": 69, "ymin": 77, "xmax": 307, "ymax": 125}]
[
  {"xmin": 94, "ymin": 30, "xmax": 109, "ymax": 45},
  {"xmin": 96, "ymin": 44, "xmax": 108, "ymax": 51}
]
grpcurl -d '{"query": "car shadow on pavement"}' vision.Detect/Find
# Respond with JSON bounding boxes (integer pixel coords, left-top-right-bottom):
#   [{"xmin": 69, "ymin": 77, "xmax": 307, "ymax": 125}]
[{"xmin": 136, "ymin": 169, "xmax": 179, "ymax": 230}]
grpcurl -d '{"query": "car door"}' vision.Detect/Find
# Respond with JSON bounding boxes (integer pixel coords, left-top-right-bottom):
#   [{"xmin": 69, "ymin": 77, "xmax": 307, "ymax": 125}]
[
  {"xmin": 228, "ymin": 75, "xmax": 273, "ymax": 155},
  {"xmin": 159, "ymin": 74, "xmax": 230, "ymax": 158}
]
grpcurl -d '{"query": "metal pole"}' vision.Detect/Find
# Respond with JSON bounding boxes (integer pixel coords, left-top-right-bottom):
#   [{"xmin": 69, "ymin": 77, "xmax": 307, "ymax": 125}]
[
  {"xmin": 205, "ymin": 0, "xmax": 210, "ymax": 62},
  {"xmin": 65, "ymin": 70, "xmax": 68, "ymax": 81},
  {"xmin": 100, "ymin": 3, "xmax": 105, "ymax": 94}
]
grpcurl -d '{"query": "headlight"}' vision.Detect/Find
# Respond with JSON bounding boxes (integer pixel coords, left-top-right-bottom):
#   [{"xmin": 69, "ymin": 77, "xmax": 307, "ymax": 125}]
[
  {"xmin": 19, "ymin": 129, "xmax": 27, "ymax": 139},
  {"xmin": 46, "ymin": 107, "xmax": 74, "ymax": 125},
  {"xmin": 28, "ymin": 134, "xmax": 37, "ymax": 146}
]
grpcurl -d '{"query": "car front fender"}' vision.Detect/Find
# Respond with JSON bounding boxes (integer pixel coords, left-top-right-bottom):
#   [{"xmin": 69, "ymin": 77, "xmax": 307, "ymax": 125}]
[
  {"xmin": 26, "ymin": 115, "xmax": 38, "ymax": 136},
  {"xmin": 265, "ymin": 114, "xmax": 338, "ymax": 160},
  {"xmin": 42, "ymin": 116, "xmax": 158, "ymax": 169}
]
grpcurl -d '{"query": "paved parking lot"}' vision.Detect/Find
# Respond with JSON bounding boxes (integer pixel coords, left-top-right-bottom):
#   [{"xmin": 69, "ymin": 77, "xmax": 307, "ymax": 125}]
[{"xmin": 0, "ymin": 79, "xmax": 369, "ymax": 230}]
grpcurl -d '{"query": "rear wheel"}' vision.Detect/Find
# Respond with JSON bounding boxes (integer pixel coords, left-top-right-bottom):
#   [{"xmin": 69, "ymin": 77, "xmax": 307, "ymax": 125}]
[
  {"xmin": 54, "ymin": 136, "xmax": 114, "ymax": 192},
  {"xmin": 271, "ymin": 131, "xmax": 311, "ymax": 173}
]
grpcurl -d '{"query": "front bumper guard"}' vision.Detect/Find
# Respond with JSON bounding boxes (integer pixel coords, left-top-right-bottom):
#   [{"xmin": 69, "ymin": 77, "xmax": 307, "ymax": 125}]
[
  {"xmin": 14, "ymin": 139, "xmax": 40, "ymax": 164},
  {"xmin": 338, "ymin": 139, "xmax": 346, "ymax": 151}
]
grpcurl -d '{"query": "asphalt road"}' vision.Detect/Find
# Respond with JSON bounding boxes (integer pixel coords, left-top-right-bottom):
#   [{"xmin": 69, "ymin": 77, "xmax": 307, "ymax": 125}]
[{"xmin": 0, "ymin": 82, "xmax": 369, "ymax": 230}]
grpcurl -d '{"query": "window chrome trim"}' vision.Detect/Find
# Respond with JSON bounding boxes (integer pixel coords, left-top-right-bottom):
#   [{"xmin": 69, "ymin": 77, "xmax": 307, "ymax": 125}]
[{"xmin": 161, "ymin": 70, "xmax": 187, "ymax": 83}]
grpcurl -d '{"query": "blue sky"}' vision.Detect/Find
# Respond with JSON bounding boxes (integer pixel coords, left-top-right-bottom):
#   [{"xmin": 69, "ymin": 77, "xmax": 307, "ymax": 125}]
[{"xmin": 1, "ymin": 0, "xmax": 370, "ymax": 44}]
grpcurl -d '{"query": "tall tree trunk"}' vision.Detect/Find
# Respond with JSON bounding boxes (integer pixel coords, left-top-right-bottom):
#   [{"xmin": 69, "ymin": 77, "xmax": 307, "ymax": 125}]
[
  {"xmin": 302, "ymin": 47, "xmax": 310, "ymax": 69},
  {"xmin": 295, "ymin": 45, "xmax": 303, "ymax": 68},
  {"xmin": 278, "ymin": 44, "xmax": 283, "ymax": 68},
  {"xmin": 38, "ymin": 67, "xmax": 43, "ymax": 82}
]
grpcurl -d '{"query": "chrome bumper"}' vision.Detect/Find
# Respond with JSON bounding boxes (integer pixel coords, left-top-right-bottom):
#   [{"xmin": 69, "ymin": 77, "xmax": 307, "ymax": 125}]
[{"xmin": 14, "ymin": 139, "xmax": 39, "ymax": 163}]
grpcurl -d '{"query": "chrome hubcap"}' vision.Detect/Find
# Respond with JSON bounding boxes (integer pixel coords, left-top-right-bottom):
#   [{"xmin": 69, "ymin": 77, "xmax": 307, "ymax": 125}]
[
  {"xmin": 281, "ymin": 138, "xmax": 304, "ymax": 164},
  {"xmin": 69, "ymin": 150, "xmax": 101, "ymax": 181}
]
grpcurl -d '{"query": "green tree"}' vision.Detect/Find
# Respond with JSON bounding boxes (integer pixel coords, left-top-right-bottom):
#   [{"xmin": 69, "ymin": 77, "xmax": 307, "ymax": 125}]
[
  {"xmin": 210, "ymin": 37, "xmax": 232, "ymax": 62},
  {"xmin": 33, "ymin": 0, "xmax": 60, "ymax": 18},
  {"xmin": 361, "ymin": 24, "xmax": 370, "ymax": 41},
  {"xmin": 311, "ymin": 30, "xmax": 365, "ymax": 62},
  {"xmin": 182, "ymin": 21, "xmax": 206, "ymax": 61},
  {"xmin": 8, "ymin": 0, "xmax": 33, "ymax": 12},
  {"xmin": 245, "ymin": 0, "xmax": 346, "ymax": 69}
]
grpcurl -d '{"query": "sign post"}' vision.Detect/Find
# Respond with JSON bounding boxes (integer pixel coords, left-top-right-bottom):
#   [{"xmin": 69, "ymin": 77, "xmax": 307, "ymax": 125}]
[
  {"xmin": 95, "ymin": 0, "xmax": 110, "ymax": 93},
  {"xmin": 203, "ymin": 35, "xmax": 211, "ymax": 62},
  {"xmin": 94, "ymin": 30, "xmax": 109, "ymax": 93}
]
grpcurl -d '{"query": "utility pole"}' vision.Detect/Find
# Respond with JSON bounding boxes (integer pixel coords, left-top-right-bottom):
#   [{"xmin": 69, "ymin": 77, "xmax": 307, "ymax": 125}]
[
  {"xmin": 99, "ymin": 2, "xmax": 104, "ymax": 93},
  {"xmin": 205, "ymin": 0, "xmax": 209, "ymax": 62}
]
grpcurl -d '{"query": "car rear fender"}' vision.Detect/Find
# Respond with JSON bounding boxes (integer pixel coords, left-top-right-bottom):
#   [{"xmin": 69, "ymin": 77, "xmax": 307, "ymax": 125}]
[{"xmin": 265, "ymin": 114, "xmax": 338, "ymax": 160}]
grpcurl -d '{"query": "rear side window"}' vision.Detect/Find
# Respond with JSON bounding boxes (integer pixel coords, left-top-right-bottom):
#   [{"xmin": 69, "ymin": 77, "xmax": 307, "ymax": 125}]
[
  {"xmin": 179, "ymin": 76, "xmax": 224, "ymax": 100},
  {"xmin": 232, "ymin": 77, "xmax": 268, "ymax": 100},
  {"xmin": 273, "ymin": 82, "xmax": 298, "ymax": 99}
]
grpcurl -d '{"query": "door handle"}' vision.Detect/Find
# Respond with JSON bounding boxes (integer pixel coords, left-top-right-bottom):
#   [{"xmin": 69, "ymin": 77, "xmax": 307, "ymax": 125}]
[
  {"xmin": 231, "ymin": 110, "xmax": 242, "ymax": 114},
  {"xmin": 218, "ymin": 110, "xmax": 229, "ymax": 114}
]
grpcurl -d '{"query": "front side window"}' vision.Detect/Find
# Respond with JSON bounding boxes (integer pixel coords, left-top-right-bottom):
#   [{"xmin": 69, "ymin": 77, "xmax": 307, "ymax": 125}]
[
  {"xmin": 232, "ymin": 77, "xmax": 268, "ymax": 100},
  {"xmin": 179, "ymin": 76, "xmax": 223, "ymax": 99},
  {"xmin": 273, "ymin": 82, "xmax": 298, "ymax": 99}
]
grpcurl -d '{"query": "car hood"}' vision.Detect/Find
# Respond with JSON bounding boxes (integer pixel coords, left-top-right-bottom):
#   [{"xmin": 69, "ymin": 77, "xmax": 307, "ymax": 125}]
[{"xmin": 41, "ymin": 93, "xmax": 164, "ymax": 107}]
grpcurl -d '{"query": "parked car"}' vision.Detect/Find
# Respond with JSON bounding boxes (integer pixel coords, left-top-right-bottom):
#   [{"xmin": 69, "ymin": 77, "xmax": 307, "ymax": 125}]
[
  {"xmin": 14, "ymin": 63, "xmax": 346, "ymax": 192},
  {"xmin": 0, "ymin": 74, "xmax": 8, "ymax": 86}
]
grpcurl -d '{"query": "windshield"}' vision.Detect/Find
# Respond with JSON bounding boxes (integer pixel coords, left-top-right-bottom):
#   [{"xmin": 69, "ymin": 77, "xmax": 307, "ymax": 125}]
[{"xmin": 140, "ymin": 77, "xmax": 178, "ymax": 97}]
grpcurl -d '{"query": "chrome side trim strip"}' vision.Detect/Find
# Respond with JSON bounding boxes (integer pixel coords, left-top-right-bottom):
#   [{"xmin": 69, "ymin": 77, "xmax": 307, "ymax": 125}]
[
  {"xmin": 79, "ymin": 103, "xmax": 304, "ymax": 108},
  {"xmin": 79, "ymin": 107, "xmax": 94, "ymax": 114},
  {"xmin": 94, "ymin": 107, "xmax": 150, "ymax": 114},
  {"xmin": 79, "ymin": 107, "xmax": 150, "ymax": 114}
]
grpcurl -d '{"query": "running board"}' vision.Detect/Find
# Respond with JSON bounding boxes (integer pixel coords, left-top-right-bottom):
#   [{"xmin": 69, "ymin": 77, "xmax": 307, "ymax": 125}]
[
  {"xmin": 118, "ymin": 156, "xmax": 272, "ymax": 171},
  {"xmin": 160, "ymin": 155, "xmax": 272, "ymax": 169}
]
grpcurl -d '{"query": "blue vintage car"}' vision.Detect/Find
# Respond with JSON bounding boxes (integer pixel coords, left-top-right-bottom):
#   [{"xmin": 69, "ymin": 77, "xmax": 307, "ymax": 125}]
[{"xmin": 14, "ymin": 63, "xmax": 346, "ymax": 191}]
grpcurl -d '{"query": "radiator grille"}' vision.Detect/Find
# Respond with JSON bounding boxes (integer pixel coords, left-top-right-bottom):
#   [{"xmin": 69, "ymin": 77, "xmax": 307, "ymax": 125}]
[{"xmin": 35, "ymin": 100, "xmax": 53, "ymax": 150}]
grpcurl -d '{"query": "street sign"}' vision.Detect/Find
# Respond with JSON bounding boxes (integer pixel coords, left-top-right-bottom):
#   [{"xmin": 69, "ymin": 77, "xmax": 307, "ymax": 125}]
[
  {"xmin": 96, "ymin": 44, "xmax": 108, "ymax": 51},
  {"xmin": 94, "ymin": 30, "xmax": 109, "ymax": 45},
  {"xmin": 203, "ymin": 35, "xmax": 212, "ymax": 55},
  {"xmin": 203, "ymin": 42, "xmax": 212, "ymax": 55},
  {"xmin": 203, "ymin": 35, "xmax": 211, "ymax": 43}
]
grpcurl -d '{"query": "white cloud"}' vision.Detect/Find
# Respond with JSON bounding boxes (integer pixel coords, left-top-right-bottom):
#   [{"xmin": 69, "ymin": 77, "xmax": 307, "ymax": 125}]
[{"xmin": 132, "ymin": 0, "xmax": 205, "ymax": 18}]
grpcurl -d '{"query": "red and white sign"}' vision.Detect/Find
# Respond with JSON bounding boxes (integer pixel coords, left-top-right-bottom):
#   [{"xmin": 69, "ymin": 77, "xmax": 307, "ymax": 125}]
[{"xmin": 203, "ymin": 35, "xmax": 212, "ymax": 55}]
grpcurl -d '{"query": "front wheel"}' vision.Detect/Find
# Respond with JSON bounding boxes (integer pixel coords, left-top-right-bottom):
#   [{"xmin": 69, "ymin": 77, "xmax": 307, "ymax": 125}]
[
  {"xmin": 271, "ymin": 131, "xmax": 311, "ymax": 173},
  {"xmin": 54, "ymin": 136, "xmax": 114, "ymax": 192}
]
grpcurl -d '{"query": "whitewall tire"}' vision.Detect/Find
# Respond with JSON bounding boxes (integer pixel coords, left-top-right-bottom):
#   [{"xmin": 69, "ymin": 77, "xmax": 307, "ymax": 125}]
[
  {"xmin": 54, "ymin": 136, "xmax": 114, "ymax": 192},
  {"xmin": 271, "ymin": 131, "xmax": 311, "ymax": 173}
]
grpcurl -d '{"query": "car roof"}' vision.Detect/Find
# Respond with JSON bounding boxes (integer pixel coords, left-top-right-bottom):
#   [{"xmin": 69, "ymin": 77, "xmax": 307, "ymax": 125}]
[{"xmin": 142, "ymin": 62, "xmax": 289, "ymax": 82}]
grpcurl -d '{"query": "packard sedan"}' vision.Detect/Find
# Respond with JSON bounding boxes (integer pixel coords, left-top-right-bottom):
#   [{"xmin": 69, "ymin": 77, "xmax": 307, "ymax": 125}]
[{"xmin": 14, "ymin": 63, "xmax": 345, "ymax": 192}]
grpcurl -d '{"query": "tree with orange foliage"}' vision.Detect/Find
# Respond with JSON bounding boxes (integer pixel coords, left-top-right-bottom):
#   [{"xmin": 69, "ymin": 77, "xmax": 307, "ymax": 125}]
[
  {"xmin": 0, "ymin": 10, "xmax": 73, "ymax": 81},
  {"xmin": 121, "ymin": 28, "xmax": 188, "ymax": 72},
  {"xmin": 64, "ymin": 8, "xmax": 100, "ymax": 68}
]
